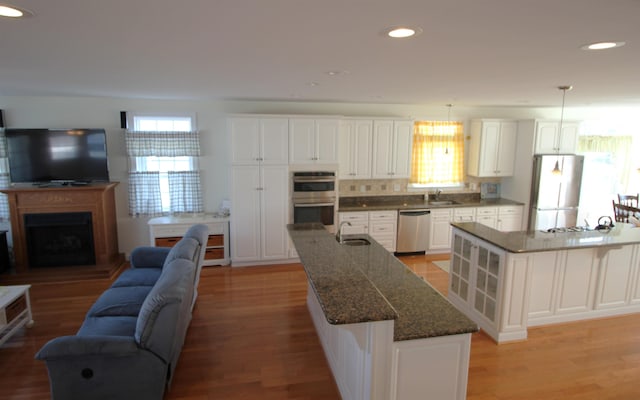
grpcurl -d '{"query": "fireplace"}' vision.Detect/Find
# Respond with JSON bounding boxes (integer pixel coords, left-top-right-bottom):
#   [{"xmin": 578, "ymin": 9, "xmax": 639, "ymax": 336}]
[
  {"xmin": 24, "ymin": 212, "xmax": 96, "ymax": 268},
  {"xmin": 0, "ymin": 183, "xmax": 123, "ymax": 282}
]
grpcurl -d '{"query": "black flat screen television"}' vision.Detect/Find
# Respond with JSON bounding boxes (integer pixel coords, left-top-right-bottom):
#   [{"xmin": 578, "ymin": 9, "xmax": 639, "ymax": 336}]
[{"xmin": 5, "ymin": 128, "xmax": 110, "ymax": 184}]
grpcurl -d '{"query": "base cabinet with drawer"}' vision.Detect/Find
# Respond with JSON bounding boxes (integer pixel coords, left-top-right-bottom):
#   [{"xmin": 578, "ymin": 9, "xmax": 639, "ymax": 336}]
[
  {"xmin": 148, "ymin": 216, "xmax": 230, "ymax": 266},
  {"xmin": 338, "ymin": 210, "xmax": 398, "ymax": 252}
]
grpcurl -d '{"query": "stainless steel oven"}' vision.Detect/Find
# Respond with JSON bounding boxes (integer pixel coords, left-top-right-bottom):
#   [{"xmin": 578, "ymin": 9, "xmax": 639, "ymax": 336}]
[{"xmin": 292, "ymin": 171, "xmax": 337, "ymax": 232}]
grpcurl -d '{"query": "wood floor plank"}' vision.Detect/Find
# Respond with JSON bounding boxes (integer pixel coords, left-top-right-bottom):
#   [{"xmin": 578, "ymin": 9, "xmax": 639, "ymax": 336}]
[{"xmin": 2, "ymin": 257, "xmax": 640, "ymax": 399}]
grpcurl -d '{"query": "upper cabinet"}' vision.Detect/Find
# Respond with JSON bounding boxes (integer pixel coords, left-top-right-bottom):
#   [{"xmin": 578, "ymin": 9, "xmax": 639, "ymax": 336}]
[
  {"xmin": 372, "ymin": 119, "xmax": 413, "ymax": 179},
  {"xmin": 534, "ymin": 121, "xmax": 580, "ymax": 154},
  {"xmin": 468, "ymin": 119, "xmax": 517, "ymax": 177},
  {"xmin": 338, "ymin": 118, "xmax": 373, "ymax": 179},
  {"xmin": 230, "ymin": 116, "xmax": 289, "ymax": 165},
  {"xmin": 289, "ymin": 117, "xmax": 340, "ymax": 164}
]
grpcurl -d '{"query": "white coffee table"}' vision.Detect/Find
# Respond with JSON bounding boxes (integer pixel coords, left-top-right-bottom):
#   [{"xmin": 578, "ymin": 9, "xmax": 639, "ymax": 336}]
[{"xmin": 0, "ymin": 285, "xmax": 33, "ymax": 347}]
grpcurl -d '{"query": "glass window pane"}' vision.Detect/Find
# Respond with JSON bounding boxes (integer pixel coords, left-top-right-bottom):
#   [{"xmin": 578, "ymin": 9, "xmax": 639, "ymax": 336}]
[
  {"xmin": 487, "ymin": 276, "xmax": 498, "ymax": 298},
  {"xmin": 485, "ymin": 299, "xmax": 496, "ymax": 321},
  {"xmin": 475, "ymin": 291, "xmax": 484, "ymax": 312},
  {"xmin": 462, "ymin": 260, "xmax": 470, "ymax": 280},
  {"xmin": 489, "ymin": 252, "xmax": 500, "ymax": 275},
  {"xmin": 478, "ymin": 247, "xmax": 488, "ymax": 268}
]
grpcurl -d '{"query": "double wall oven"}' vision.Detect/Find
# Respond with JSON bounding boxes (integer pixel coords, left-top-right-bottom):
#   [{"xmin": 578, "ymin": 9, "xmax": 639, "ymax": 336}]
[{"xmin": 292, "ymin": 171, "xmax": 337, "ymax": 232}]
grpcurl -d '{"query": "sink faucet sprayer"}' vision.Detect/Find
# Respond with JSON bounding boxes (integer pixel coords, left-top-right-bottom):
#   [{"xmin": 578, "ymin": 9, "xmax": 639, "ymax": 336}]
[{"xmin": 337, "ymin": 221, "xmax": 352, "ymax": 244}]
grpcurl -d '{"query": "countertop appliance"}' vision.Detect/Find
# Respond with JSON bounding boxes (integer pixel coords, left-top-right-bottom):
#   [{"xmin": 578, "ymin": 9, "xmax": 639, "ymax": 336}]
[
  {"xmin": 528, "ymin": 154, "xmax": 584, "ymax": 231},
  {"xmin": 395, "ymin": 209, "xmax": 430, "ymax": 254}
]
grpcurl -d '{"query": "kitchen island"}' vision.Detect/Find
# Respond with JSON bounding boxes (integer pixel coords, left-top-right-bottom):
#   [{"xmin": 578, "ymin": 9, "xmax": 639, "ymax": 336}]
[
  {"xmin": 449, "ymin": 222, "xmax": 640, "ymax": 343},
  {"xmin": 287, "ymin": 223, "xmax": 477, "ymax": 400}
]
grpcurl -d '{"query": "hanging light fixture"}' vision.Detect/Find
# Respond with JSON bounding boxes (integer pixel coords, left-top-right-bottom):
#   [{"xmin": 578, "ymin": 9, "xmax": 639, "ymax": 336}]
[
  {"xmin": 552, "ymin": 85, "xmax": 572, "ymax": 175},
  {"xmin": 445, "ymin": 103, "xmax": 453, "ymax": 155}
]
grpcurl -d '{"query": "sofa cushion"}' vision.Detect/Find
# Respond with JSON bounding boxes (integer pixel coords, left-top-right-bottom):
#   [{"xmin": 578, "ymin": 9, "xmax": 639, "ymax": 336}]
[
  {"xmin": 77, "ymin": 315, "xmax": 138, "ymax": 337},
  {"xmin": 111, "ymin": 268, "xmax": 162, "ymax": 288},
  {"xmin": 86, "ymin": 286, "xmax": 153, "ymax": 317},
  {"xmin": 135, "ymin": 259, "xmax": 194, "ymax": 351},
  {"xmin": 164, "ymin": 237, "xmax": 200, "ymax": 265}
]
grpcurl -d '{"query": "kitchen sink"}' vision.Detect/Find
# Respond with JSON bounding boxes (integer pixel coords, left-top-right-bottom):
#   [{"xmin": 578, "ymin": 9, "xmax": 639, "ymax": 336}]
[
  {"xmin": 337, "ymin": 237, "xmax": 371, "ymax": 246},
  {"xmin": 429, "ymin": 200, "xmax": 461, "ymax": 205}
]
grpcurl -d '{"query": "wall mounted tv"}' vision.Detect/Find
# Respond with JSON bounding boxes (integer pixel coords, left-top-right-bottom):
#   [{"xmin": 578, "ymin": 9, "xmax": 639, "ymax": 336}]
[{"xmin": 5, "ymin": 128, "xmax": 110, "ymax": 185}]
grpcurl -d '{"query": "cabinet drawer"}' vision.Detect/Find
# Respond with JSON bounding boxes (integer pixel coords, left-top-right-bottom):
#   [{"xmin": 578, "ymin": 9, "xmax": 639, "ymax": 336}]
[
  {"xmin": 498, "ymin": 206, "xmax": 522, "ymax": 215},
  {"xmin": 2, "ymin": 294, "xmax": 27, "ymax": 324},
  {"xmin": 155, "ymin": 236, "xmax": 182, "ymax": 247},
  {"xmin": 369, "ymin": 210, "xmax": 397, "ymax": 220},
  {"xmin": 340, "ymin": 212, "xmax": 368, "ymax": 222},
  {"xmin": 207, "ymin": 234, "xmax": 224, "ymax": 247},
  {"xmin": 370, "ymin": 222, "xmax": 396, "ymax": 234},
  {"xmin": 205, "ymin": 248, "xmax": 225, "ymax": 260},
  {"xmin": 476, "ymin": 207, "xmax": 498, "ymax": 216}
]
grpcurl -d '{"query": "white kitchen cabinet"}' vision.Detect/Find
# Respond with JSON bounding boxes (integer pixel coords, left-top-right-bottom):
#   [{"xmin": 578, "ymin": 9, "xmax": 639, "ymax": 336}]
[
  {"xmin": 475, "ymin": 207, "xmax": 498, "ymax": 229},
  {"xmin": 368, "ymin": 210, "xmax": 398, "ymax": 252},
  {"xmin": 467, "ymin": 119, "xmax": 517, "ymax": 177},
  {"xmin": 427, "ymin": 208, "xmax": 453, "ymax": 252},
  {"xmin": 453, "ymin": 207, "xmax": 475, "ymax": 223},
  {"xmin": 230, "ymin": 165, "xmax": 290, "ymax": 265},
  {"xmin": 497, "ymin": 205, "xmax": 523, "ymax": 232},
  {"xmin": 289, "ymin": 117, "xmax": 340, "ymax": 164},
  {"xmin": 339, "ymin": 119, "xmax": 373, "ymax": 179},
  {"xmin": 372, "ymin": 119, "xmax": 413, "ymax": 179},
  {"xmin": 338, "ymin": 212, "xmax": 368, "ymax": 235},
  {"xmin": 534, "ymin": 120, "xmax": 580, "ymax": 154},
  {"xmin": 230, "ymin": 116, "xmax": 289, "ymax": 165},
  {"xmin": 338, "ymin": 210, "xmax": 398, "ymax": 252},
  {"xmin": 450, "ymin": 230, "xmax": 505, "ymax": 327}
]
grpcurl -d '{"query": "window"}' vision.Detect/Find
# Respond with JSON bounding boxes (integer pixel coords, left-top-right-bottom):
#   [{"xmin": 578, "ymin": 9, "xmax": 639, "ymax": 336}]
[
  {"xmin": 125, "ymin": 114, "xmax": 203, "ymax": 216},
  {"xmin": 410, "ymin": 121, "xmax": 464, "ymax": 187},
  {"xmin": 576, "ymin": 120, "xmax": 640, "ymax": 224}
]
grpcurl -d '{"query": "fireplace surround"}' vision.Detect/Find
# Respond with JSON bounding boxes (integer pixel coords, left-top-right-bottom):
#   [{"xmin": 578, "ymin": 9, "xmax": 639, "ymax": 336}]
[{"xmin": 0, "ymin": 183, "xmax": 123, "ymax": 281}]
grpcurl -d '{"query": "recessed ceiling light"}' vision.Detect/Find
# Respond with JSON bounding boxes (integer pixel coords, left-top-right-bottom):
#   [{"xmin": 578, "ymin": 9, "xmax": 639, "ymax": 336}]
[
  {"xmin": 581, "ymin": 41, "xmax": 626, "ymax": 50},
  {"xmin": 385, "ymin": 27, "xmax": 422, "ymax": 39},
  {"xmin": 325, "ymin": 70, "xmax": 350, "ymax": 77},
  {"xmin": 0, "ymin": 4, "xmax": 34, "ymax": 18}
]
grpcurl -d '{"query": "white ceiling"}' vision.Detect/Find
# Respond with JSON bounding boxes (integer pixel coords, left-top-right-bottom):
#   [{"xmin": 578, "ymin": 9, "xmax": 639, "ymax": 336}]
[{"xmin": 1, "ymin": 0, "xmax": 639, "ymax": 107}]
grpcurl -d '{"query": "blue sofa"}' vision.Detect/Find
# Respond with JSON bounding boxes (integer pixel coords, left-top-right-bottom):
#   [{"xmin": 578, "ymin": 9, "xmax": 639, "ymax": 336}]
[{"xmin": 36, "ymin": 224, "xmax": 209, "ymax": 400}]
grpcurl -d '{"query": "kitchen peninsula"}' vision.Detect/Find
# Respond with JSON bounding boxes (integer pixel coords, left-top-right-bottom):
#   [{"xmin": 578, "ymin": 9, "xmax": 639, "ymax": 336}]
[
  {"xmin": 287, "ymin": 223, "xmax": 477, "ymax": 400},
  {"xmin": 449, "ymin": 222, "xmax": 640, "ymax": 344}
]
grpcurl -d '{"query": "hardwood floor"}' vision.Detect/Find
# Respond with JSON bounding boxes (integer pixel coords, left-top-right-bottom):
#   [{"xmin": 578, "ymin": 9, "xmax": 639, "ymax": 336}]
[{"xmin": 2, "ymin": 256, "xmax": 640, "ymax": 399}]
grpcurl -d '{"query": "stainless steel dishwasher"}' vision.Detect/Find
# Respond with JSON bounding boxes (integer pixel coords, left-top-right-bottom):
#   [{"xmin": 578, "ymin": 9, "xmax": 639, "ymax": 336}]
[{"xmin": 395, "ymin": 209, "xmax": 430, "ymax": 254}]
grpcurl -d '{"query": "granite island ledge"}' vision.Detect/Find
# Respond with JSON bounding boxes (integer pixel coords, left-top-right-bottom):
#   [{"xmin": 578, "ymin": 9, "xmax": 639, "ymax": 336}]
[
  {"xmin": 287, "ymin": 223, "xmax": 478, "ymax": 400},
  {"xmin": 287, "ymin": 223, "xmax": 477, "ymax": 341}
]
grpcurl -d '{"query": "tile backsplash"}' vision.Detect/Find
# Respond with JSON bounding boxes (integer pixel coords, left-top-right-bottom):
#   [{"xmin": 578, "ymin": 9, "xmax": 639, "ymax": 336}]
[
  {"xmin": 338, "ymin": 178, "xmax": 484, "ymax": 197},
  {"xmin": 339, "ymin": 179, "xmax": 410, "ymax": 196}
]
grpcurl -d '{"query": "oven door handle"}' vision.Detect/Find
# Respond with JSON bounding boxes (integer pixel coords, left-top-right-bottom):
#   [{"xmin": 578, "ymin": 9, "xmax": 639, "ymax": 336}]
[
  {"xmin": 293, "ymin": 178, "xmax": 336, "ymax": 183},
  {"xmin": 293, "ymin": 202, "xmax": 336, "ymax": 207}
]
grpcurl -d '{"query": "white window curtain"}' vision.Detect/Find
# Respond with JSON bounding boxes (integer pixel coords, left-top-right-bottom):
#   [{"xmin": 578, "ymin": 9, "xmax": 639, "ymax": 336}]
[
  {"xmin": 0, "ymin": 129, "xmax": 10, "ymax": 221},
  {"xmin": 125, "ymin": 130, "xmax": 203, "ymax": 216}
]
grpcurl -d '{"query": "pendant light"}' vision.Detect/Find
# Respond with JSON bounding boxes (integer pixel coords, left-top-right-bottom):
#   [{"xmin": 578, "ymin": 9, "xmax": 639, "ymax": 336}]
[
  {"xmin": 551, "ymin": 85, "xmax": 572, "ymax": 176},
  {"xmin": 445, "ymin": 103, "xmax": 453, "ymax": 155}
]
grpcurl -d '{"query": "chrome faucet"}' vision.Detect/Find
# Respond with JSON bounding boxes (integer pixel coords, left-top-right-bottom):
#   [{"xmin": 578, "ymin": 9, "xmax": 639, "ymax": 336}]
[
  {"xmin": 337, "ymin": 221, "xmax": 352, "ymax": 244},
  {"xmin": 435, "ymin": 189, "xmax": 442, "ymax": 200}
]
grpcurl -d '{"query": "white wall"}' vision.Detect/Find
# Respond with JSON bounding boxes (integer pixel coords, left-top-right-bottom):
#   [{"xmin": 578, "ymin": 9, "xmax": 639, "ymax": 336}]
[{"xmin": 1, "ymin": 95, "xmax": 637, "ymax": 255}]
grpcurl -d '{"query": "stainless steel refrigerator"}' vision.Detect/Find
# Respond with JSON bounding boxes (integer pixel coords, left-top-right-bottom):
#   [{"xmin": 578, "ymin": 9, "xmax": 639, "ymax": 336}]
[{"xmin": 528, "ymin": 154, "xmax": 584, "ymax": 231}]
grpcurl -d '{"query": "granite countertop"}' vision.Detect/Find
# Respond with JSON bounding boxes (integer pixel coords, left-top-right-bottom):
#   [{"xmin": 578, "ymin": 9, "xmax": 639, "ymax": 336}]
[
  {"xmin": 287, "ymin": 223, "xmax": 478, "ymax": 341},
  {"xmin": 452, "ymin": 222, "xmax": 640, "ymax": 253},
  {"xmin": 338, "ymin": 194, "xmax": 523, "ymax": 212}
]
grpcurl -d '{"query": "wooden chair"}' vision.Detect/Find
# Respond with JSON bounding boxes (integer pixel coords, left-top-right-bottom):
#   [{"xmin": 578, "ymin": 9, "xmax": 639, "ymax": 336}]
[
  {"xmin": 612, "ymin": 200, "xmax": 640, "ymax": 223},
  {"xmin": 618, "ymin": 194, "xmax": 639, "ymax": 208}
]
